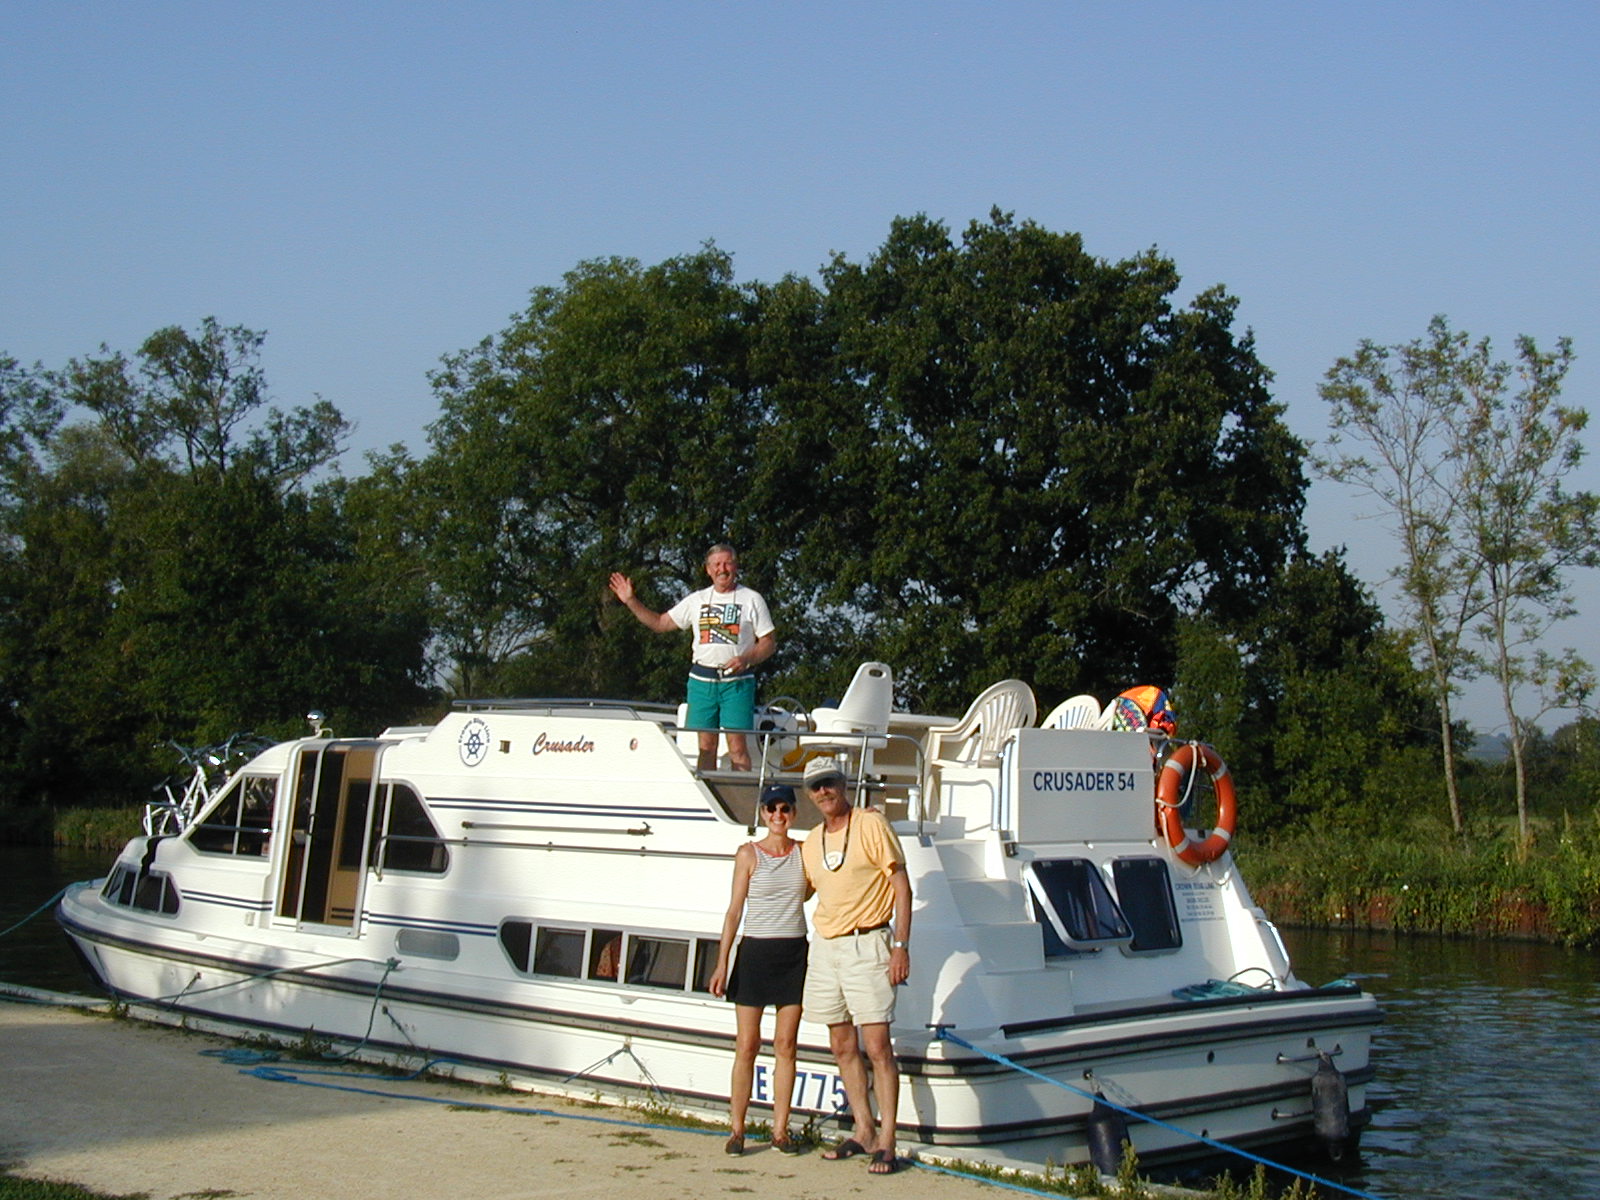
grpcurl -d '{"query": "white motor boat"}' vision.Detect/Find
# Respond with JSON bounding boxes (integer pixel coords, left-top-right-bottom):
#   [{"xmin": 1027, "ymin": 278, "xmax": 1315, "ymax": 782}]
[{"xmin": 57, "ymin": 663, "xmax": 1380, "ymax": 1170}]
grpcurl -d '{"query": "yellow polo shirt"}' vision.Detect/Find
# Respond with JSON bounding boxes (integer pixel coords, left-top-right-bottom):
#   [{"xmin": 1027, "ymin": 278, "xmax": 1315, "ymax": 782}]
[{"xmin": 800, "ymin": 808, "xmax": 905, "ymax": 938}]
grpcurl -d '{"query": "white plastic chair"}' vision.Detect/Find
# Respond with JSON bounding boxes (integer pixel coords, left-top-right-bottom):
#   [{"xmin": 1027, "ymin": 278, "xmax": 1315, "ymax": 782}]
[
  {"xmin": 924, "ymin": 678, "xmax": 1038, "ymax": 768},
  {"xmin": 804, "ymin": 662, "xmax": 894, "ymax": 779},
  {"xmin": 1041, "ymin": 694, "xmax": 1102, "ymax": 730},
  {"xmin": 810, "ymin": 662, "xmax": 894, "ymax": 738}
]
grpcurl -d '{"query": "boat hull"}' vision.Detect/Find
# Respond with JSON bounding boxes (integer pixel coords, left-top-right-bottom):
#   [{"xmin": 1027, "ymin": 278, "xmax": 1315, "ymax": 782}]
[{"xmin": 58, "ymin": 879, "xmax": 1378, "ymax": 1169}]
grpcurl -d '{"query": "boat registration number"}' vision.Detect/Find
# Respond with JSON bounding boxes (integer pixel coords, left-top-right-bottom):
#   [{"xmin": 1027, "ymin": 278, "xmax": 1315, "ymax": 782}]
[{"xmin": 753, "ymin": 1062, "xmax": 847, "ymax": 1113}]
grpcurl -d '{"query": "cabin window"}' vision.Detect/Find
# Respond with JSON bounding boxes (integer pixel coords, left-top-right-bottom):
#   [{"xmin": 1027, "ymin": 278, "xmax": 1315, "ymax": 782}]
[
  {"xmin": 533, "ymin": 928, "xmax": 586, "ymax": 978},
  {"xmin": 188, "ymin": 776, "xmax": 277, "ymax": 857},
  {"xmin": 589, "ymin": 929, "xmax": 623, "ymax": 980},
  {"xmin": 497, "ymin": 923, "xmax": 722, "ymax": 994},
  {"xmin": 499, "ymin": 919, "xmax": 533, "ymax": 971},
  {"xmin": 371, "ymin": 783, "xmax": 449, "ymax": 874},
  {"xmin": 626, "ymin": 935, "xmax": 690, "ymax": 990},
  {"xmin": 692, "ymin": 938, "xmax": 719, "ymax": 994},
  {"xmin": 101, "ymin": 865, "xmax": 179, "ymax": 915},
  {"xmin": 1110, "ymin": 857, "xmax": 1182, "ymax": 953},
  {"xmin": 103, "ymin": 866, "xmax": 134, "ymax": 906},
  {"xmin": 1025, "ymin": 858, "xmax": 1132, "ymax": 952}
]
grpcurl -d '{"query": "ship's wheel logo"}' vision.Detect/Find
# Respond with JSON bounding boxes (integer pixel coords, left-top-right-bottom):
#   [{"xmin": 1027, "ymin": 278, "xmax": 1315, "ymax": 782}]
[{"xmin": 458, "ymin": 717, "xmax": 491, "ymax": 767}]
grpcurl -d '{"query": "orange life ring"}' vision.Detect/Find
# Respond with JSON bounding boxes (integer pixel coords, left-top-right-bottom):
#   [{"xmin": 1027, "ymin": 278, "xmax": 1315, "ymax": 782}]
[{"xmin": 1156, "ymin": 743, "xmax": 1237, "ymax": 866}]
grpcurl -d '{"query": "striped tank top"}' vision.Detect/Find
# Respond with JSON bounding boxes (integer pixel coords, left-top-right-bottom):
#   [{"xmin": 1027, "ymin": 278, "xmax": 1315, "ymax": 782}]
[{"xmin": 741, "ymin": 842, "xmax": 807, "ymax": 939}]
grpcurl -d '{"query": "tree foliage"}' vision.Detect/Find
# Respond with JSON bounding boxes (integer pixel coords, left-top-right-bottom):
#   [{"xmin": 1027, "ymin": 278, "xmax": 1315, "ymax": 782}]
[
  {"xmin": 0, "ymin": 321, "xmax": 433, "ymax": 807},
  {"xmin": 416, "ymin": 246, "xmax": 790, "ymax": 700},
  {"xmin": 411, "ymin": 212, "xmax": 1312, "ymax": 717},
  {"xmin": 1319, "ymin": 317, "xmax": 1599, "ymax": 844},
  {"xmin": 0, "ymin": 217, "xmax": 1475, "ymax": 841},
  {"xmin": 802, "ymin": 212, "xmax": 1307, "ymax": 710},
  {"xmin": 1176, "ymin": 550, "xmax": 1436, "ymax": 831}
]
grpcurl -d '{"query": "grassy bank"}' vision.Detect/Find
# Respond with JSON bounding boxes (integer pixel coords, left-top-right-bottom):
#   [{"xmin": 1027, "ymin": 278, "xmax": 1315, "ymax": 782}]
[
  {"xmin": 1237, "ymin": 809, "xmax": 1600, "ymax": 948},
  {"xmin": 49, "ymin": 808, "xmax": 143, "ymax": 850}
]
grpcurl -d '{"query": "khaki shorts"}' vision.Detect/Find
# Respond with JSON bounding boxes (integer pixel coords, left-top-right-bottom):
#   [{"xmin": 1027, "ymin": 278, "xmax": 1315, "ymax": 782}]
[{"xmin": 803, "ymin": 926, "xmax": 896, "ymax": 1026}]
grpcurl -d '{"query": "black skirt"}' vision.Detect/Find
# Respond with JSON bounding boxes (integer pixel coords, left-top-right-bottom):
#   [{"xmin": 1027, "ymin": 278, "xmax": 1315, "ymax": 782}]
[{"xmin": 726, "ymin": 936, "xmax": 808, "ymax": 1007}]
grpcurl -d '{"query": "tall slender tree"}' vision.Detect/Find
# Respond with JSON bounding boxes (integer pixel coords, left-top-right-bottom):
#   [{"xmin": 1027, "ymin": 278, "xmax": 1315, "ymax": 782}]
[
  {"xmin": 1320, "ymin": 318, "xmax": 1598, "ymax": 843},
  {"xmin": 1453, "ymin": 331, "xmax": 1599, "ymax": 848},
  {"xmin": 1319, "ymin": 317, "xmax": 1486, "ymax": 833}
]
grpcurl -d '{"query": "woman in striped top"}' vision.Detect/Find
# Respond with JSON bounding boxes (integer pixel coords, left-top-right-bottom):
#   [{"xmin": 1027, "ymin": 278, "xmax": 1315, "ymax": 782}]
[{"xmin": 710, "ymin": 783, "xmax": 811, "ymax": 1156}]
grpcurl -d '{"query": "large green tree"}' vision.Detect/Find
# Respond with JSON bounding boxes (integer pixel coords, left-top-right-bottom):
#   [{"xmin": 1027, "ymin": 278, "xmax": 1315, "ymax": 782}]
[
  {"xmin": 0, "ymin": 322, "xmax": 433, "ymax": 807},
  {"xmin": 417, "ymin": 247, "xmax": 806, "ymax": 700},
  {"xmin": 415, "ymin": 214, "xmax": 1311, "ymax": 722},
  {"xmin": 803, "ymin": 211, "xmax": 1308, "ymax": 711}
]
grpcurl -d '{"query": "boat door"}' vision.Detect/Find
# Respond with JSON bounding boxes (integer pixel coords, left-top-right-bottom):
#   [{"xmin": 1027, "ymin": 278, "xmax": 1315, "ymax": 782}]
[{"xmin": 276, "ymin": 740, "xmax": 383, "ymax": 929}]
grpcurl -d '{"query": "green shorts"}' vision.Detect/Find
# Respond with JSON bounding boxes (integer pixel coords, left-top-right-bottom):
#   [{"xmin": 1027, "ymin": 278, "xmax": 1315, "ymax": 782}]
[{"xmin": 685, "ymin": 673, "xmax": 757, "ymax": 732}]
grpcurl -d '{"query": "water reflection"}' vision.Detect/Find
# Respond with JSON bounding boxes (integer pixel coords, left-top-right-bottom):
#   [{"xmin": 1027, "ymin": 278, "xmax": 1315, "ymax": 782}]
[
  {"xmin": 0, "ymin": 845, "xmax": 115, "ymax": 993},
  {"xmin": 1285, "ymin": 928, "xmax": 1600, "ymax": 1200}
]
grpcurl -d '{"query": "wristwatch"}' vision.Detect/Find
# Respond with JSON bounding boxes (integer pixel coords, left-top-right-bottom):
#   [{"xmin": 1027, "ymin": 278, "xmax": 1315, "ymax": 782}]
[{"xmin": 891, "ymin": 939, "xmax": 908, "ymax": 949}]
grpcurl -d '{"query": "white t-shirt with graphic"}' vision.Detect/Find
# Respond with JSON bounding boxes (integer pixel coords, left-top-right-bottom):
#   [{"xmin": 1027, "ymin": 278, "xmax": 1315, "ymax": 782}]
[{"xmin": 666, "ymin": 584, "xmax": 775, "ymax": 671}]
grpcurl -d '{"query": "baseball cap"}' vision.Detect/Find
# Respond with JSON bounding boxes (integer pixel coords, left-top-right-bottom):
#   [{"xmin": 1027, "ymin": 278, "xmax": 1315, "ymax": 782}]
[{"xmin": 803, "ymin": 755, "xmax": 846, "ymax": 787}]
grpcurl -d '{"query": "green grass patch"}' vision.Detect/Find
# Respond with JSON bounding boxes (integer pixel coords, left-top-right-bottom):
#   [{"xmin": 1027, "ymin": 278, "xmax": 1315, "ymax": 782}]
[
  {"xmin": 0, "ymin": 1168, "xmax": 147, "ymax": 1200},
  {"xmin": 50, "ymin": 808, "xmax": 142, "ymax": 850},
  {"xmin": 1239, "ymin": 806, "xmax": 1600, "ymax": 947}
]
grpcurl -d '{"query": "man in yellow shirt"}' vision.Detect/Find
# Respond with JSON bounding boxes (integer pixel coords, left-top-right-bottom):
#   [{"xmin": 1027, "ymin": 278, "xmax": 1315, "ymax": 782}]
[{"xmin": 798, "ymin": 756, "xmax": 912, "ymax": 1175}]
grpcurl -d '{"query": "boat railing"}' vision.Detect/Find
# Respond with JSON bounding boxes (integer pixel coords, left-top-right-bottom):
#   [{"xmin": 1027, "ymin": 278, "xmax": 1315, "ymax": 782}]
[
  {"xmin": 678, "ymin": 718, "xmax": 930, "ymax": 832},
  {"xmin": 452, "ymin": 697, "xmax": 680, "ymax": 723},
  {"xmin": 142, "ymin": 733, "xmax": 276, "ymax": 837}
]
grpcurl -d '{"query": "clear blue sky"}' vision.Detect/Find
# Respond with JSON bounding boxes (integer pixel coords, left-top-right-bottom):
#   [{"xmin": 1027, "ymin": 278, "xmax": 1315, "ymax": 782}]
[{"xmin": 5, "ymin": 1, "xmax": 1597, "ymax": 731}]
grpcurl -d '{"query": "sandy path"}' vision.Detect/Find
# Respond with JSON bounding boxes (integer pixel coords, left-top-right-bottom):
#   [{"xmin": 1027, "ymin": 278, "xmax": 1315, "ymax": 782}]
[{"xmin": 1, "ymin": 999, "xmax": 1012, "ymax": 1200}]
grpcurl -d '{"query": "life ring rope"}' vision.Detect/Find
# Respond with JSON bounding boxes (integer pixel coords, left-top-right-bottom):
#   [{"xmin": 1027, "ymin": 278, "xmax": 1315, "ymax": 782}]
[{"xmin": 1155, "ymin": 742, "xmax": 1238, "ymax": 866}]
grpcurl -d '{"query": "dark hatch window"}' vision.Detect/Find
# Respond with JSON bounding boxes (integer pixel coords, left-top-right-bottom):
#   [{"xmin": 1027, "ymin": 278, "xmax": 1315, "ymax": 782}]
[
  {"xmin": 692, "ymin": 938, "xmax": 719, "ymax": 994},
  {"xmin": 589, "ymin": 928, "xmax": 623, "ymax": 980},
  {"xmin": 1025, "ymin": 858, "xmax": 1132, "ymax": 953},
  {"xmin": 1110, "ymin": 856, "xmax": 1182, "ymax": 953},
  {"xmin": 102, "ymin": 865, "xmax": 179, "ymax": 915},
  {"xmin": 188, "ymin": 775, "xmax": 276, "ymax": 856},
  {"xmin": 371, "ymin": 783, "xmax": 448, "ymax": 873},
  {"xmin": 499, "ymin": 919, "xmax": 533, "ymax": 971},
  {"xmin": 626, "ymin": 935, "xmax": 689, "ymax": 989},
  {"xmin": 533, "ymin": 928, "xmax": 586, "ymax": 978}
]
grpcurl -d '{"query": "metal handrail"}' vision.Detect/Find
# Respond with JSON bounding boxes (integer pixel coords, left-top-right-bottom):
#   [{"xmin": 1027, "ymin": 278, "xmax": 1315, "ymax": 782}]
[{"xmin": 676, "ymin": 719, "xmax": 930, "ymax": 829}]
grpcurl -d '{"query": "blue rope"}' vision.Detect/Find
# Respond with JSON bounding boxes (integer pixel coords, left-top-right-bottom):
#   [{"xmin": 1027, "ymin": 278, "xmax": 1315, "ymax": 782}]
[{"xmin": 933, "ymin": 1027, "xmax": 1388, "ymax": 1200}]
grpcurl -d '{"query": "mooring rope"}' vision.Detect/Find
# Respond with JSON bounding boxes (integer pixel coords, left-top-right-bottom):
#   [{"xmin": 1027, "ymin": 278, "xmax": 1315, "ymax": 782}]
[
  {"xmin": 0, "ymin": 886, "xmax": 68, "ymax": 939},
  {"xmin": 932, "ymin": 1026, "xmax": 1388, "ymax": 1200}
]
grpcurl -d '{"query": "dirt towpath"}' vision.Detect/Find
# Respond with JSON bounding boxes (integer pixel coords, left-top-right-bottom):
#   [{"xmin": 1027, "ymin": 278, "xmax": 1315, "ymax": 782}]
[{"xmin": 1, "ymin": 997, "xmax": 1019, "ymax": 1200}]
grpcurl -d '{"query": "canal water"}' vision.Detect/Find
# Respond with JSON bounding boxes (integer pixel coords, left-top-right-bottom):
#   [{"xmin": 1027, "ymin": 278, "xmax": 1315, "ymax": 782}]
[{"xmin": 4, "ymin": 845, "xmax": 1598, "ymax": 1200}]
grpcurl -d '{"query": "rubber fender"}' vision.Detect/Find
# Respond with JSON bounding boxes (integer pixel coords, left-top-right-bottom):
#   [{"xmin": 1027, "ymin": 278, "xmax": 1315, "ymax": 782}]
[
  {"xmin": 1085, "ymin": 1094, "xmax": 1129, "ymax": 1176},
  {"xmin": 1311, "ymin": 1051, "xmax": 1351, "ymax": 1159}
]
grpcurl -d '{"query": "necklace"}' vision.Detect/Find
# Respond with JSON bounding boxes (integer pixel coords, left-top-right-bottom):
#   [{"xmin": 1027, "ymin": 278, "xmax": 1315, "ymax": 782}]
[{"xmin": 820, "ymin": 813, "xmax": 850, "ymax": 871}]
